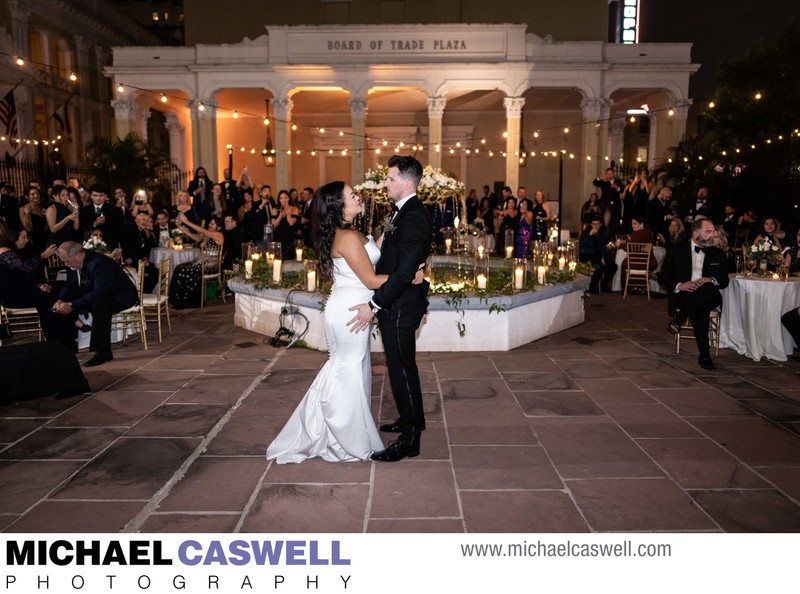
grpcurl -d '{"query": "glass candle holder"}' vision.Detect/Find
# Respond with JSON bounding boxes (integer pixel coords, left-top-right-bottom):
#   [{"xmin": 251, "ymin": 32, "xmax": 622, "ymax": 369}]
[
  {"xmin": 474, "ymin": 253, "xmax": 490, "ymax": 289},
  {"xmin": 304, "ymin": 259, "xmax": 318, "ymax": 292},
  {"xmin": 295, "ymin": 239, "xmax": 304, "ymax": 262},
  {"xmin": 513, "ymin": 259, "xmax": 527, "ymax": 291},
  {"xmin": 266, "ymin": 242, "xmax": 282, "ymax": 265}
]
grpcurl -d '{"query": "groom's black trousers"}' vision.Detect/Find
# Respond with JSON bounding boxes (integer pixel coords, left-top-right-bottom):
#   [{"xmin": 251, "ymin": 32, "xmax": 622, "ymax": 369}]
[{"xmin": 377, "ymin": 294, "xmax": 427, "ymax": 445}]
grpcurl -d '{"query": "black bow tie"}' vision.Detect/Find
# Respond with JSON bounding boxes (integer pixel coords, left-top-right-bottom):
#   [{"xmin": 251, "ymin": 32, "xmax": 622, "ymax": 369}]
[
  {"xmin": 694, "ymin": 245, "xmax": 704, "ymax": 254},
  {"xmin": 391, "ymin": 204, "xmax": 399, "ymax": 213}
]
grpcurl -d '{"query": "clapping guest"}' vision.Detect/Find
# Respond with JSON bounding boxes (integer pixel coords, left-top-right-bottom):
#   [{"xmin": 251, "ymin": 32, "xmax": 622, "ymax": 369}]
[
  {"xmin": 170, "ymin": 214, "xmax": 225, "ymax": 309},
  {"xmin": 171, "ymin": 190, "xmax": 200, "ymax": 229},
  {"xmin": 19, "ymin": 186, "xmax": 50, "ymax": 256},
  {"xmin": 0, "ymin": 223, "xmax": 66, "ymax": 342},
  {"xmin": 272, "ymin": 189, "xmax": 300, "ymax": 258}
]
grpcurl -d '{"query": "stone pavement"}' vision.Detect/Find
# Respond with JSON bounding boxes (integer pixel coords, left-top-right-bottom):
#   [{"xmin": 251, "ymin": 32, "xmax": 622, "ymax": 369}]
[{"xmin": 1, "ymin": 293, "xmax": 799, "ymax": 533}]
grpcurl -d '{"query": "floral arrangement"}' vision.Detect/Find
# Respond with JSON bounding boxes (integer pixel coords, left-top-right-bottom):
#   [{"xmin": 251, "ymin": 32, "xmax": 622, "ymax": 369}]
[
  {"xmin": 171, "ymin": 228, "xmax": 184, "ymax": 238},
  {"xmin": 354, "ymin": 165, "xmax": 465, "ymax": 206},
  {"xmin": 83, "ymin": 236, "xmax": 108, "ymax": 254},
  {"xmin": 748, "ymin": 237, "xmax": 780, "ymax": 265}
]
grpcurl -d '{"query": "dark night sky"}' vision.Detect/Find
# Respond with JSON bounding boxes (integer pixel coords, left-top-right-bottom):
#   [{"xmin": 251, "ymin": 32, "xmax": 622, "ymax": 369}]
[{"xmin": 639, "ymin": 0, "xmax": 800, "ymax": 100}]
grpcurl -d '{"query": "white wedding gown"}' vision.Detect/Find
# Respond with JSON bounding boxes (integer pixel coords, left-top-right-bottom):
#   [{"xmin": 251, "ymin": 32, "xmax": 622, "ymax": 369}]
[{"xmin": 266, "ymin": 236, "xmax": 384, "ymax": 463}]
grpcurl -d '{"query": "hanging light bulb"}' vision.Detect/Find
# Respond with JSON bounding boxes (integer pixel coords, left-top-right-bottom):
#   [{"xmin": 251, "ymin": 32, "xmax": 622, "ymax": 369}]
[
  {"xmin": 754, "ymin": 92, "xmax": 762, "ymax": 100},
  {"xmin": 319, "ymin": 128, "xmax": 325, "ymax": 134},
  {"xmin": 263, "ymin": 100, "xmax": 274, "ymax": 167},
  {"xmin": 563, "ymin": 127, "xmax": 569, "ymax": 134},
  {"xmin": 291, "ymin": 123, "xmax": 297, "ymax": 131},
  {"xmin": 69, "ymin": 72, "xmax": 77, "ymax": 82},
  {"xmin": 160, "ymin": 94, "xmax": 167, "ymax": 103},
  {"xmin": 117, "ymin": 84, "xmax": 124, "ymax": 93},
  {"xmin": 233, "ymin": 110, "xmax": 239, "ymax": 119},
  {"xmin": 198, "ymin": 102, "xmax": 205, "ymax": 112},
  {"xmin": 533, "ymin": 131, "xmax": 539, "ymax": 138}
]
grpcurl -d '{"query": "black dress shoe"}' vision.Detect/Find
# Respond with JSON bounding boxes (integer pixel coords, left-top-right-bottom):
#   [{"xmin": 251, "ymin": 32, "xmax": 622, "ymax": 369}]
[
  {"xmin": 379, "ymin": 420, "xmax": 426, "ymax": 433},
  {"xmin": 77, "ymin": 323, "xmax": 92, "ymax": 333},
  {"xmin": 698, "ymin": 354, "xmax": 716, "ymax": 370},
  {"xmin": 371, "ymin": 439, "xmax": 420, "ymax": 462},
  {"xmin": 667, "ymin": 319, "xmax": 681, "ymax": 334},
  {"xmin": 83, "ymin": 352, "xmax": 113, "ymax": 367}
]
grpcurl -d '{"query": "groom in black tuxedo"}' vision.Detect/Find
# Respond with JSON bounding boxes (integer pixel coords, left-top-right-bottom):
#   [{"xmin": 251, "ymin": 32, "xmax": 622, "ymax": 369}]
[
  {"xmin": 349, "ymin": 155, "xmax": 432, "ymax": 462},
  {"xmin": 661, "ymin": 218, "xmax": 729, "ymax": 370}
]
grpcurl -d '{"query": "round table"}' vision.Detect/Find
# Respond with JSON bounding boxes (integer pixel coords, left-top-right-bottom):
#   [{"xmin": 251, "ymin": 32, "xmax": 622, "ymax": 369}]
[
  {"xmin": 719, "ymin": 275, "xmax": 800, "ymax": 361},
  {"xmin": 149, "ymin": 247, "xmax": 201, "ymax": 290},
  {"xmin": 611, "ymin": 246, "xmax": 666, "ymax": 293}
]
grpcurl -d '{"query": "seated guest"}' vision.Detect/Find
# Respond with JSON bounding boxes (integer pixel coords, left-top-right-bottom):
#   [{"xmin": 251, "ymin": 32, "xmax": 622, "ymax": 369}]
[
  {"xmin": 713, "ymin": 225, "xmax": 737, "ymax": 272},
  {"xmin": 170, "ymin": 214, "xmax": 225, "ymax": 309},
  {"xmin": 0, "ymin": 223, "xmax": 67, "ymax": 342},
  {"xmin": 154, "ymin": 210, "xmax": 175, "ymax": 248},
  {"xmin": 120, "ymin": 213, "xmax": 157, "ymax": 292},
  {"xmin": 52, "ymin": 241, "xmax": 138, "ymax": 367},
  {"xmin": 753, "ymin": 217, "xmax": 784, "ymax": 251},
  {"xmin": 783, "ymin": 230, "xmax": 800, "ymax": 275},
  {"xmin": 222, "ymin": 214, "xmax": 246, "ymax": 271},
  {"xmin": 579, "ymin": 217, "xmax": 616, "ymax": 293},
  {"xmin": 171, "ymin": 190, "xmax": 200, "ymax": 230},
  {"xmin": 736, "ymin": 210, "xmax": 759, "ymax": 245},
  {"xmin": 664, "ymin": 217, "xmax": 686, "ymax": 251},
  {"xmin": 617, "ymin": 215, "xmax": 657, "ymax": 271},
  {"xmin": 661, "ymin": 218, "xmax": 729, "ymax": 370},
  {"xmin": 781, "ymin": 307, "xmax": 800, "ymax": 361}
]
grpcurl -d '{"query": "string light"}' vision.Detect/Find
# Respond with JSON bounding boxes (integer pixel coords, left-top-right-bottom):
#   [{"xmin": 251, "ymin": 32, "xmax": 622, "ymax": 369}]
[
  {"xmin": 708, "ymin": 101, "xmax": 715, "ymax": 109},
  {"xmin": 198, "ymin": 102, "xmax": 205, "ymax": 112},
  {"xmin": 754, "ymin": 92, "xmax": 762, "ymax": 100},
  {"xmin": 263, "ymin": 118, "xmax": 269, "ymax": 126},
  {"xmin": 291, "ymin": 123, "xmax": 297, "ymax": 131},
  {"xmin": 15, "ymin": 57, "xmax": 23, "ymax": 66},
  {"xmin": 69, "ymin": 72, "xmax": 77, "ymax": 82},
  {"xmin": 160, "ymin": 94, "xmax": 167, "ymax": 103},
  {"xmin": 117, "ymin": 84, "xmax": 124, "ymax": 93},
  {"xmin": 232, "ymin": 110, "xmax": 239, "ymax": 119}
]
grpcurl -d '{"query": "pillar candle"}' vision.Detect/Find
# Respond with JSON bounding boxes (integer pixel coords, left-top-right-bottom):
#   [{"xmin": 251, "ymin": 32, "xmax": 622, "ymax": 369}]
[
  {"xmin": 505, "ymin": 246, "xmax": 514, "ymax": 259},
  {"xmin": 477, "ymin": 245, "xmax": 484, "ymax": 259},
  {"xmin": 295, "ymin": 247, "xmax": 303, "ymax": 262},
  {"xmin": 477, "ymin": 274, "xmax": 487, "ymax": 290},
  {"xmin": 273, "ymin": 259, "xmax": 282, "ymax": 283},
  {"xmin": 514, "ymin": 267, "xmax": 524, "ymax": 289},
  {"xmin": 306, "ymin": 270, "xmax": 316, "ymax": 292},
  {"xmin": 558, "ymin": 257, "xmax": 566, "ymax": 271},
  {"xmin": 244, "ymin": 259, "xmax": 253, "ymax": 279},
  {"xmin": 537, "ymin": 265, "xmax": 546, "ymax": 284},
  {"xmin": 445, "ymin": 238, "xmax": 452, "ymax": 253}
]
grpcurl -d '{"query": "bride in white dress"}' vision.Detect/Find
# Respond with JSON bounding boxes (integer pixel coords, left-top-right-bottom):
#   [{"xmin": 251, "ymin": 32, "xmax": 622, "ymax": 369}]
[{"xmin": 267, "ymin": 181, "xmax": 413, "ymax": 464}]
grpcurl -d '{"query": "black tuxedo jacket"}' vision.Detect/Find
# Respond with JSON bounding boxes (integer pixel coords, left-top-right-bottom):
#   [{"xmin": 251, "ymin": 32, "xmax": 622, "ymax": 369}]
[
  {"xmin": 79, "ymin": 203, "xmax": 124, "ymax": 249},
  {"xmin": 660, "ymin": 241, "xmax": 729, "ymax": 313},
  {"xmin": 59, "ymin": 249, "xmax": 138, "ymax": 312},
  {"xmin": 646, "ymin": 198, "xmax": 672, "ymax": 240},
  {"xmin": 120, "ymin": 223, "xmax": 156, "ymax": 266},
  {"xmin": 372, "ymin": 195, "xmax": 432, "ymax": 311}
]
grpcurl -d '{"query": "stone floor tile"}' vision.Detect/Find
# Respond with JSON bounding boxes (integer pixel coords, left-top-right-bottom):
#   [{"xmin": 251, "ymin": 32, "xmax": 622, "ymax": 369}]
[
  {"xmin": 0, "ymin": 461, "xmax": 85, "ymax": 513},
  {"xmin": 448, "ymin": 424, "xmax": 538, "ymax": 446},
  {"xmin": 0, "ymin": 427, "xmax": 124, "ymax": 460},
  {"xmin": 370, "ymin": 461, "xmax": 459, "ymax": 518},
  {"xmin": 452, "ymin": 445, "xmax": 562, "ymax": 489},
  {"xmin": 503, "ymin": 371, "xmax": 578, "ymax": 391},
  {"xmin": 602, "ymin": 403, "xmax": 702, "ymax": 438},
  {"xmin": 529, "ymin": 417, "xmax": 663, "ymax": 479},
  {"xmin": 105, "ymin": 369, "xmax": 199, "ymax": 392},
  {"xmin": 169, "ymin": 374, "xmax": 260, "ymax": 404},
  {"xmin": 622, "ymin": 370, "xmax": 705, "ymax": 389},
  {"xmin": 556, "ymin": 360, "xmax": 621, "ymax": 379},
  {"xmin": 236, "ymin": 386, "xmax": 306, "ymax": 418},
  {"xmin": 367, "ymin": 519, "xmax": 465, "ymax": 532},
  {"xmin": 752, "ymin": 466, "xmax": 800, "ymax": 502},
  {"xmin": 4, "ymin": 501, "xmax": 146, "ymax": 532},
  {"xmin": 242, "ymin": 483, "xmax": 369, "ymax": 532},
  {"xmin": 599, "ymin": 356, "xmax": 679, "ymax": 374},
  {"xmin": 440, "ymin": 378, "xmax": 516, "ymax": 402},
  {"xmin": 139, "ymin": 513, "xmax": 241, "ymax": 532},
  {"xmin": 514, "ymin": 391, "xmax": 605, "ymax": 417},
  {"xmin": 206, "ymin": 413, "xmax": 283, "ymax": 456},
  {"xmin": 206, "ymin": 359, "xmax": 271, "ymax": 375},
  {"xmin": 689, "ymin": 417, "xmax": 800, "ymax": 465},
  {"xmin": 699, "ymin": 376, "xmax": 779, "ymax": 400},
  {"xmin": 575, "ymin": 378, "xmax": 655, "ymax": 405},
  {"xmin": 260, "ymin": 368, "xmax": 316, "ymax": 390},
  {"xmin": 736, "ymin": 397, "xmax": 800, "ymax": 422},
  {"xmin": 265, "ymin": 457, "xmax": 372, "ymax": 484},
  {"xmin": 126, "ymin": 404, "xmax": 229, "ymax": 438},
  {"xmin": 0, "ymin": 418, "xmax": 45, "ymax": 444},
  {"xmin": 461, "ymin": 490, "xmax": 589, "ymax": 532},
  {"xmin": 689, "ymin": 489, "xmax": 800, "ymax": 532},
  {"xmin": 646, "ymin": 388, "xmax": 751, "ymax": 417},
  {"xmin": 158, "ymin": 456, "xmax": 267, "ymax": 512},
  {"xmin": 48, "ymin": 392, "xmax": 170, "ymax": 428},
  {"xmin": 0, "ymin": 394, "xmax": 92, "ymax": 419},
  {"xmin": 432, "ymin": 354, "xmax": 501, "ymax": 379},
  {"xmin": 269, "ymin": 349, "xmax": 327, "ymax": 369},
  {"xmin": 637, "ymin": 438, "xmax": 768, "ymax": 489},
  {"xmin": 51, "ymin": 437, "xmax": 201, "ymax": 500},
  {"xmin": 491, "ymin": 352, "xmax": 560, "ymax": 372},
  {"xmin": 142, "ymin": 355, "xmax": 221, "ymax": 371},
  {"xmin": 569, "ymin": 478, "xmax": 717, "ymax": 531}
]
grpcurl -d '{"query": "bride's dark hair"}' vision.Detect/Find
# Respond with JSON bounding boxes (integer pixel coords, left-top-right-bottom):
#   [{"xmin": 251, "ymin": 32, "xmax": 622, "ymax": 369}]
[{"xmin": 313, "ymin": 181, "xmax": 348, "ymax": 282}]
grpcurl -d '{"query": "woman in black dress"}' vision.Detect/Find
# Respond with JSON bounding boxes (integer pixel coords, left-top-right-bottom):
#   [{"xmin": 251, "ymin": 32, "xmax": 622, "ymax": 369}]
[
  {"xmin": 272, "ymin": 189, "xmax": 300, "ymax": 259},
  {"xmin": 46, "ymin": 185, "xmax": 80, "ymax": 246},
  {"xmin": 169, "ymin": 214, "xmax": 225, "ymax": 309},
  {"xmin": 531, "ymin": 190, "xmax": 550, "ymax": 242},
  {"xmin": 19, "ymin": 186, "xmax": 50, "ymax": 256}
]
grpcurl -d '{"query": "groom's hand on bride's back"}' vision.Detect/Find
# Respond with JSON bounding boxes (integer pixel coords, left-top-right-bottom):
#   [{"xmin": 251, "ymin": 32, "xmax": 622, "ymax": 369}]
[
  {"xmin": 412, "ymin": 262, "xmax": 426, "ymax": 285},
  {"xmin": 346, "ymin": 303, "xmax": 373, "ymax": 333}
]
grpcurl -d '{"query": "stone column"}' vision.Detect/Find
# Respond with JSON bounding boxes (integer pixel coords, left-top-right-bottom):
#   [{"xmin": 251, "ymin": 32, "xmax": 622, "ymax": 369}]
[
  {"xmin": 349, "ymin": 98, "xmax": 367, "ymax": 184},
  {"xmin": 647, "ymin": 111, "xmax": 658, "ymax": 171},
  {"xmin": 578, "ymin": 97, "xmax": 612, "ymax": 231},
  {"xmin": 111, "ymin": 96, "xmax": 138, "ymax": 139},
  {"xmin": 503, "ymin": 97, "xmax": 525, "ymax": 191},
  {"xmin": 8, "ymin": 1, "xmax": 31, "ymax": 60},
  {"xmin": 187, "ymin": 100, "xmax": 219, "ymax": 181},
  {"xmin": 165, "ymin": 112, "xmax": 186, "ymax": 173},
  {"xmin": 271, "ymin": 98, "xmax": 293, "ymax": 191},
  {"xmin": 427, "ymin": 97, "xmax": 446, "ymax": 169},
  {"xmin": 667, "ymin": 102, "xmax": 691, "ymax": 151},
  {"xmin": 609, "ymin": 116, "xmax": 626, "ymax": 166}
]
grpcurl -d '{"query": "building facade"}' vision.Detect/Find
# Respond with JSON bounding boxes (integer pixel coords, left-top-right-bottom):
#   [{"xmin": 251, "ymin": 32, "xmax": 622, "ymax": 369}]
[{"xmin": 108, "ymin": 15, "xmax": 696, "ymax": 229}]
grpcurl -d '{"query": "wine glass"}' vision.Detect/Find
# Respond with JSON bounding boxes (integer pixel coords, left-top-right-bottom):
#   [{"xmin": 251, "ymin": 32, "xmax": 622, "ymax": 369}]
[{"xmin": 746, "ymin": 258, "xmax": 757, "ymax": 276}]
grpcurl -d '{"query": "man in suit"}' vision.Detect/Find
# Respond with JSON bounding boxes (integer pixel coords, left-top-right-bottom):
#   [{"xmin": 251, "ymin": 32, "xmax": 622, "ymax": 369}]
[
  {"xmin": 683, "ymin": 187, "xmax": 721, "ymax": 229},
  {"xmin": 647, "ymin": 186, "xmax": 675, "ymax": 244},
  {"xmin": 52, "ymin": 241, "xmax": 139, "ymax": 367},
  {"xmin": 298, "ymin": 187, "xmax": 315, "ymax": 248},
  {"xmin": 154, "ymin": 210, "xmax": 175, "ymax": 248},
  {"xmin": 349, "ymin": 155, "xmax": 432, "ymax": 462},
  {"xmin": 79, "ymin": 184, "xmax": 124, "ymax": 250},
  {"xmin": 431, "ymin": 194, "xmax": 456, "ymax": 251},
  {"xmin": 593, "ymin": 167, "xmax": 623, "ymax": 237},
  {"xmin": 661, "ymin": 218, "xmax": 729, "ymax": 370},
  {"xmin": 120, "ymin": 213, "xmax": 158, "ymax": 292}
]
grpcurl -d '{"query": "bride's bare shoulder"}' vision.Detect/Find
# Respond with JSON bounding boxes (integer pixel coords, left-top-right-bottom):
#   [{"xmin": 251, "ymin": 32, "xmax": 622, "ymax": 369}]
[{"xmin": 331, "ymin": 229, "xmax": 367, "ymax": 257}]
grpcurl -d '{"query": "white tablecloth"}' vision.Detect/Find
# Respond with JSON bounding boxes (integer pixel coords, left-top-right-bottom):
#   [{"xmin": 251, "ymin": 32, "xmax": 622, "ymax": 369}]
[
  {"xmin": 719, "ymin": 275, "xmax": 800, "ymax": 361},
  {"xmin": 611, "ymin": 246, "xmax": 666, "ymax": 292},
  {"xmin": 150, "ymin": 247, "xmax": 200, "ymax": 269}
]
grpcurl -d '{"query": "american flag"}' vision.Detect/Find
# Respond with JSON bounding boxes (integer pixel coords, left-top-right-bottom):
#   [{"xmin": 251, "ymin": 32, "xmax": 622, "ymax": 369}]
[{"xmin": 0, "ymin": 90, "xmax": 19, "ymax": 147}]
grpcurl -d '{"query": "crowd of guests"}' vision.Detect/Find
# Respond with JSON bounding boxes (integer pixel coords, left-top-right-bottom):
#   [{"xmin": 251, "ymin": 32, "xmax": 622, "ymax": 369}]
[{"xmin": 579, "ymin": 168, "xmax": 800, "ymax": 368}]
